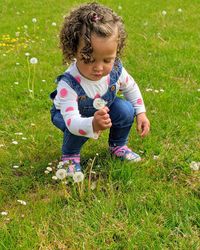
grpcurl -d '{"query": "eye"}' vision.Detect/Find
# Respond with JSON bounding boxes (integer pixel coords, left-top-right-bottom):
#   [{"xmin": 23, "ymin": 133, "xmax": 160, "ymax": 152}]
[{"xmin": 104, "ymin": 59, "xmax": 112, "ymax": 64}]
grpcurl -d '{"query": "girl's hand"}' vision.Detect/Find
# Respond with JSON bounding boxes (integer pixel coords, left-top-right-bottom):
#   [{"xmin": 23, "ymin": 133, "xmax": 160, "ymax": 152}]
[
  {"xmin": 92, "ymin": 107, "xmax": 112, "ymax": 133},
  {"xmin": 136, "ymin": 112, "xmax": 150, "ymax": 138}
]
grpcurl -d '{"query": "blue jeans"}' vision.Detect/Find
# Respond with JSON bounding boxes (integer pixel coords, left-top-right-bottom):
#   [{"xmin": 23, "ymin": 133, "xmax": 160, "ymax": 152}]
[{"xmin": 51, "ymin": 97, "xmax": 135, "ymax": 155}]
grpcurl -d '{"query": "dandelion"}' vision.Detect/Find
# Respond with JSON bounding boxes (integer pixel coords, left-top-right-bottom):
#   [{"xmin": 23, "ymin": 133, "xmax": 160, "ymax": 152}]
[
  {"xmin": 17, "ymin": 200, "xmax": 27, "ymax": 205},
  {"xmin": 12, "ymin": 141, "xmax": 18, "ymax": 145},
  {"xmin": 0, "ymin": 144, "xmax": 4, "ymax": 147},
  {"xmin": 197, "ymin": 89, "xmax": 200, "ymax": 92},
  {"xmin": 25, "ymin": 52, "xmax": 30, "ymax": 57},
  {"xmin": 42, "ymin": 79, "xmax": 46, "ymax": 82},
  {"xmin": 177, "ymin": 8, "xmax": 183, "ymax": 13},
  {"xmin": 160, "ymin": 89, "xmax": 164, "ymax": 92},
  {"xmin": 1, "ymin": 211, "xmax": 8, "ymax": 216},
  {"xmin": 146, "ymin": 88, "xmax": 153, "ymax": 92},
  {"xmin": 24, "ymin": 25, "xmax": 28, "ymax": 29},
  {"xmin": 30, "ymin": 57, "xmax": 38, "ymax": 64},
  {"xmin": 118, "ymin": 5, "xmax": 122, "ymax": 10},
  {"xmin": 190, "ymin": 161, "xmax": 200, "ymax": 171},
  {"xmin": 15, "ymin": 32, "xmax": 20, "ymax": 37},
  {"xmin": 44, "ymin": 170, "xmax": 49, "ymax": 174},
  {"xmin": 31, "ymin": 123, "xmax": 35, "ymax": 126},
  {"xmin": 73, "ymin": 172, "xmax": 84, "ymax": 183},
  {"xmin": 48, "ymin": 162, "xmax": 52, "ymax": 166},
  {"xmin": 14, "ymin": 81, "xmax": 19, "ymax": 85},
  {"xmin": 32, "ymin": 18, "xmax": 37, "ymax": 23},
  {"xmin": 56, "ymin": 169, "xmax": 67, "ymax": 180},
  {"xmin": 154, "ymin": 90, "xmax": 159, "ymax": 93},
  {"xmin": 27, "ymin": 57, "xmax": 38, "ymax": 98},
  {"xmin": 162, "ymin": 10, "xmax": 167, "ymax": 16},
  {"xmin": 22, "ymin": 137, "xmax": 27, "ymax": 140},
  {"xmin": 16, "ymin": 62, "xmax": 20, "ymax": 65},
  {"xmin": 52, "ymin": 22, "xmax": 57, "ymax": 26},
  {"xmin": 3, "ymin": 54, "xmax": 6, "ymax": 56}
]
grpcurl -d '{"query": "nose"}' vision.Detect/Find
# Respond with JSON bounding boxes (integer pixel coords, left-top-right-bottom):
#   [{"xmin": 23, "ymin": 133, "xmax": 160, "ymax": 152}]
[{"xmin": 93, "ymin": 62, "xmax": 103, "ymax": 72}]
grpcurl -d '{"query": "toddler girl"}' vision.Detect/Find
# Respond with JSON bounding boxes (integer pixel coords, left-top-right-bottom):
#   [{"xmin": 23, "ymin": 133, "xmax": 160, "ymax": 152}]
[{"xmin": 50, "ymin": 2, "xmax": 150, "ymax": 175}]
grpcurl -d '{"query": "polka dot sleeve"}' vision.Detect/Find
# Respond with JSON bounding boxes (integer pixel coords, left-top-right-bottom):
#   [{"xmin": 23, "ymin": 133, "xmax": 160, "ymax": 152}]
[
  {"xmin": 119, "ymin": 67, "xmax": 146, "ymax": 115},
  {"xmin": 54, "ymin": 80, "xmax": 98, "ymax": 139}
]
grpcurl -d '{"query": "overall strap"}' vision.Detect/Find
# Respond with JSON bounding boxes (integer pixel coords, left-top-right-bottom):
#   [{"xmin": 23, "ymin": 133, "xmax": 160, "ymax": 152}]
[{"xmin": 109, "ymin": 59, "xmax": 123, "ymax": 85}]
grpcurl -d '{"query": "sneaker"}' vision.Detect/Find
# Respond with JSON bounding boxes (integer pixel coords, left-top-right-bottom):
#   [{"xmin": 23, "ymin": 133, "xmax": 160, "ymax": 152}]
[
  {"xmin": 109, "ymin": 145, "xmax": 141, "ymax": 162},
  {"xmin": 62, "ymin": 154, "xmax": 82, "ymax": 176}
]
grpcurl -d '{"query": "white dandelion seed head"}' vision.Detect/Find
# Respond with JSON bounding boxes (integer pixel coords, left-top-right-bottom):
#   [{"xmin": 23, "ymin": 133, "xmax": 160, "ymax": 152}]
[
  {"xmin": 32, "ymin": 18, "xmax": 37, "ymax": 23},
  {"xmin": 162, "ymin": 10, "xmax": 167, "ymax": 16},
  {"xmin": 153, "ymin": 155, "xmax": 159, "ymax": 160},
  {"xmin": 44, "ymin": 170, "xmax": 50, "ymax": 174},
  {"xmin": 73, "ymin": 172, "xmax": 84, "ymax": 183},
  {"xmin": 30, "ymin": 57, "xmax": 38, "ymax": 64},
  {"xmin": 56, "ymin": 169, "xmax": 67, "ymax": 180},
  {"xmin": 25, "ymin": 52, "xmax": 30, "ymax": 57}
]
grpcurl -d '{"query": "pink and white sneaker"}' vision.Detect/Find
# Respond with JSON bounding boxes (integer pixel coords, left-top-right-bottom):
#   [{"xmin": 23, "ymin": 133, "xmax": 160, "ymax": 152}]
[{"xmin": 109, "ymin": 145, "xmax": 141, "ymax": 162}]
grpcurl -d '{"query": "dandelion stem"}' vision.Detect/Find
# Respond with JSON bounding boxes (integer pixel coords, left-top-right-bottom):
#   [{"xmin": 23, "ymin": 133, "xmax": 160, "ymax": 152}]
[
  {"xmin": 27, "ymin": 57, "xmax": 31, "ymax": 93},
  {"xmin": 31, "ymin": 64, "xmax": 36, "ymax": 98},
  {"xmin": 88, "ymin": 156, "xmax": 96, "ymax": 191}
]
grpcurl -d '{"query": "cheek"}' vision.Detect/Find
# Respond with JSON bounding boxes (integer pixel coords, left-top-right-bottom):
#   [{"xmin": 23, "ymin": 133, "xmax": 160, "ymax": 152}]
[{"xmin": 104, "ymin": 64, "xmax": 113, "ymax": 74}]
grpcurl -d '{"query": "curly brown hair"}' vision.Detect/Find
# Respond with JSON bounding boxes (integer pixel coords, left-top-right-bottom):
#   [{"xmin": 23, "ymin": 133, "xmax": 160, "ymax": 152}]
[{"xmin": 60, "ymin": 2, "xmax": 127, "ymax": 64}]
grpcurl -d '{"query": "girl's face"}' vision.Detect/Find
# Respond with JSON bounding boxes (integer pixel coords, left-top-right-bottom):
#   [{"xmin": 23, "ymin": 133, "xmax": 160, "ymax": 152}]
[{"xmin": 76, "ymin": 31, "xmax": 118, "ymax": 81}]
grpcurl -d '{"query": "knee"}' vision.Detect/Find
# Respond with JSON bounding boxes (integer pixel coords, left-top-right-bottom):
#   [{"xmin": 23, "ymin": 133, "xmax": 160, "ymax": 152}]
[{"xmin": 109, "ymin": 98, "xmax": 135, "ymax": 126}]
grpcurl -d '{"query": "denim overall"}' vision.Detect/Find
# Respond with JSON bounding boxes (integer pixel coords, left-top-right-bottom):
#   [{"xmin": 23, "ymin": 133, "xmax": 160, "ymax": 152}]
[{"xmin": 50, "ymin": 60, "xmax": 135, "ymax": 156}]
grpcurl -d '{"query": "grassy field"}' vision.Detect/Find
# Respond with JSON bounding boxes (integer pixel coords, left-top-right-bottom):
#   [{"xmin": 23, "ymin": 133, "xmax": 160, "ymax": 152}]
[{"xmin": 0, "ymin": 0, "xmax": 199, "ymax": 249}]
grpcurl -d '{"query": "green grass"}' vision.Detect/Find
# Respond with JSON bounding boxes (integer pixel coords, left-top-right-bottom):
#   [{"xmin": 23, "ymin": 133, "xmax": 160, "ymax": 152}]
[{"xmin": 0, "ymin": 0, "xmax": 199, "ymax": 249}]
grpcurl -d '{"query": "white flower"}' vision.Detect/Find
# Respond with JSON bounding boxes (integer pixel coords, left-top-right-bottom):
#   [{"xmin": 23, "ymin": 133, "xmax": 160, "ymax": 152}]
[
  {"xmin": 3, "ymin": 54, "xmax": 6, "ymax": 57},
  {"xmin": 13, "ymin": 165, "xmax": 19, "ymax": 169},
  {"xmin": 32, "ymin": 18, "xmax": 37, "ymax": 23},
  {"xmin": 42, "ymin": 79, "xmax": 46, "ymax": 82},
  {"xmin": 177, "ymin": 8, "xmax": 182, "ymax": 13},
  {"xmin": 31, "ymin": 123, "xmax": 35, "ymax": 126},
  {"xmin": 44, "ymin": 170, "xmax": 49, "ymax": 174},
  {"xmin": 17, "ymin": 200, "xmax": 27, "ymax": 205},
  {"xmin": 14, "ymin": 82, "xmax": 19, "ymax": 85},
  {"xmin": 24, "ymin": 25, "xmax": 28, "ymax": 29},
  {"xmin": 153, "ymin": 155, "xmax": 159, "ymax": 160},
  {"xmin": 0, "ymin": 144, "xmax": 4, "ymax": 147},
  {"xmin": 15, "ymin": 132, "xmax": 23, "ymax": 135},
  {"xmin": 30, "ymin": 57, "xmax": 38, "ymax": 64},
  {"xmin": 46, "ymin": 167, "xmax": 52, "ymax": 172},
  {"xmin": 52, "ymin": 22, "xmax": 57, "ymax": 26},
  {"xmin": 160, "ymin": 89, "xmax": 164, "ymax": 92},
  {"xmin": 16, "ymin": 62, "xmax": 20, "ymax": 65},
  {"xmin": 73, "ymin": 172, "xmax": 84, "ymax": 183},
  {"xmin": 22, "ymin": 137, "xmax": 27, "ymax": 140},
  {"xmin": 15, "ymin": 32, "xmax": 20, "ymax": 37},
  {"xmin": 162, "ymin": 10, "xmax": 167, "ymax": 16},
  {"xmin": 118, "ymin": 5, "xmax": 122, "ymax": 10},
  {"xmin": 197, "ymin": 89, "xmax": 200, "ymax": 92},
  {"xmin": 1, "ymin": 211, "xmax": 8, "ymax": 216},
  {"xmin": 52, "ymin": 176, "xmax": 58, "ymax": 180},
  {"xmin": 25, "ymin": 52, "xmax": 30, "ymax": 56},
  {"xmin": 190, "ymin": 161, "xmax": 200, "ymax": 171},
  {"xmin": 56, "ymin": 169, "xmax": 67, "ymax": 180},
  {"xmin": 48, "ymin": 162, "xmax": 52, "ymax": 166},
  {"xmin": 12, "ymin": 141, "xmax": 18, "ymax": 145},
  {"xmin": 146, "ymin": 88, "xmax": 153, "ymax": 92},
  {"xmin": 154, "ymin": 90, "xmax": 159, "ymax": 93}
]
